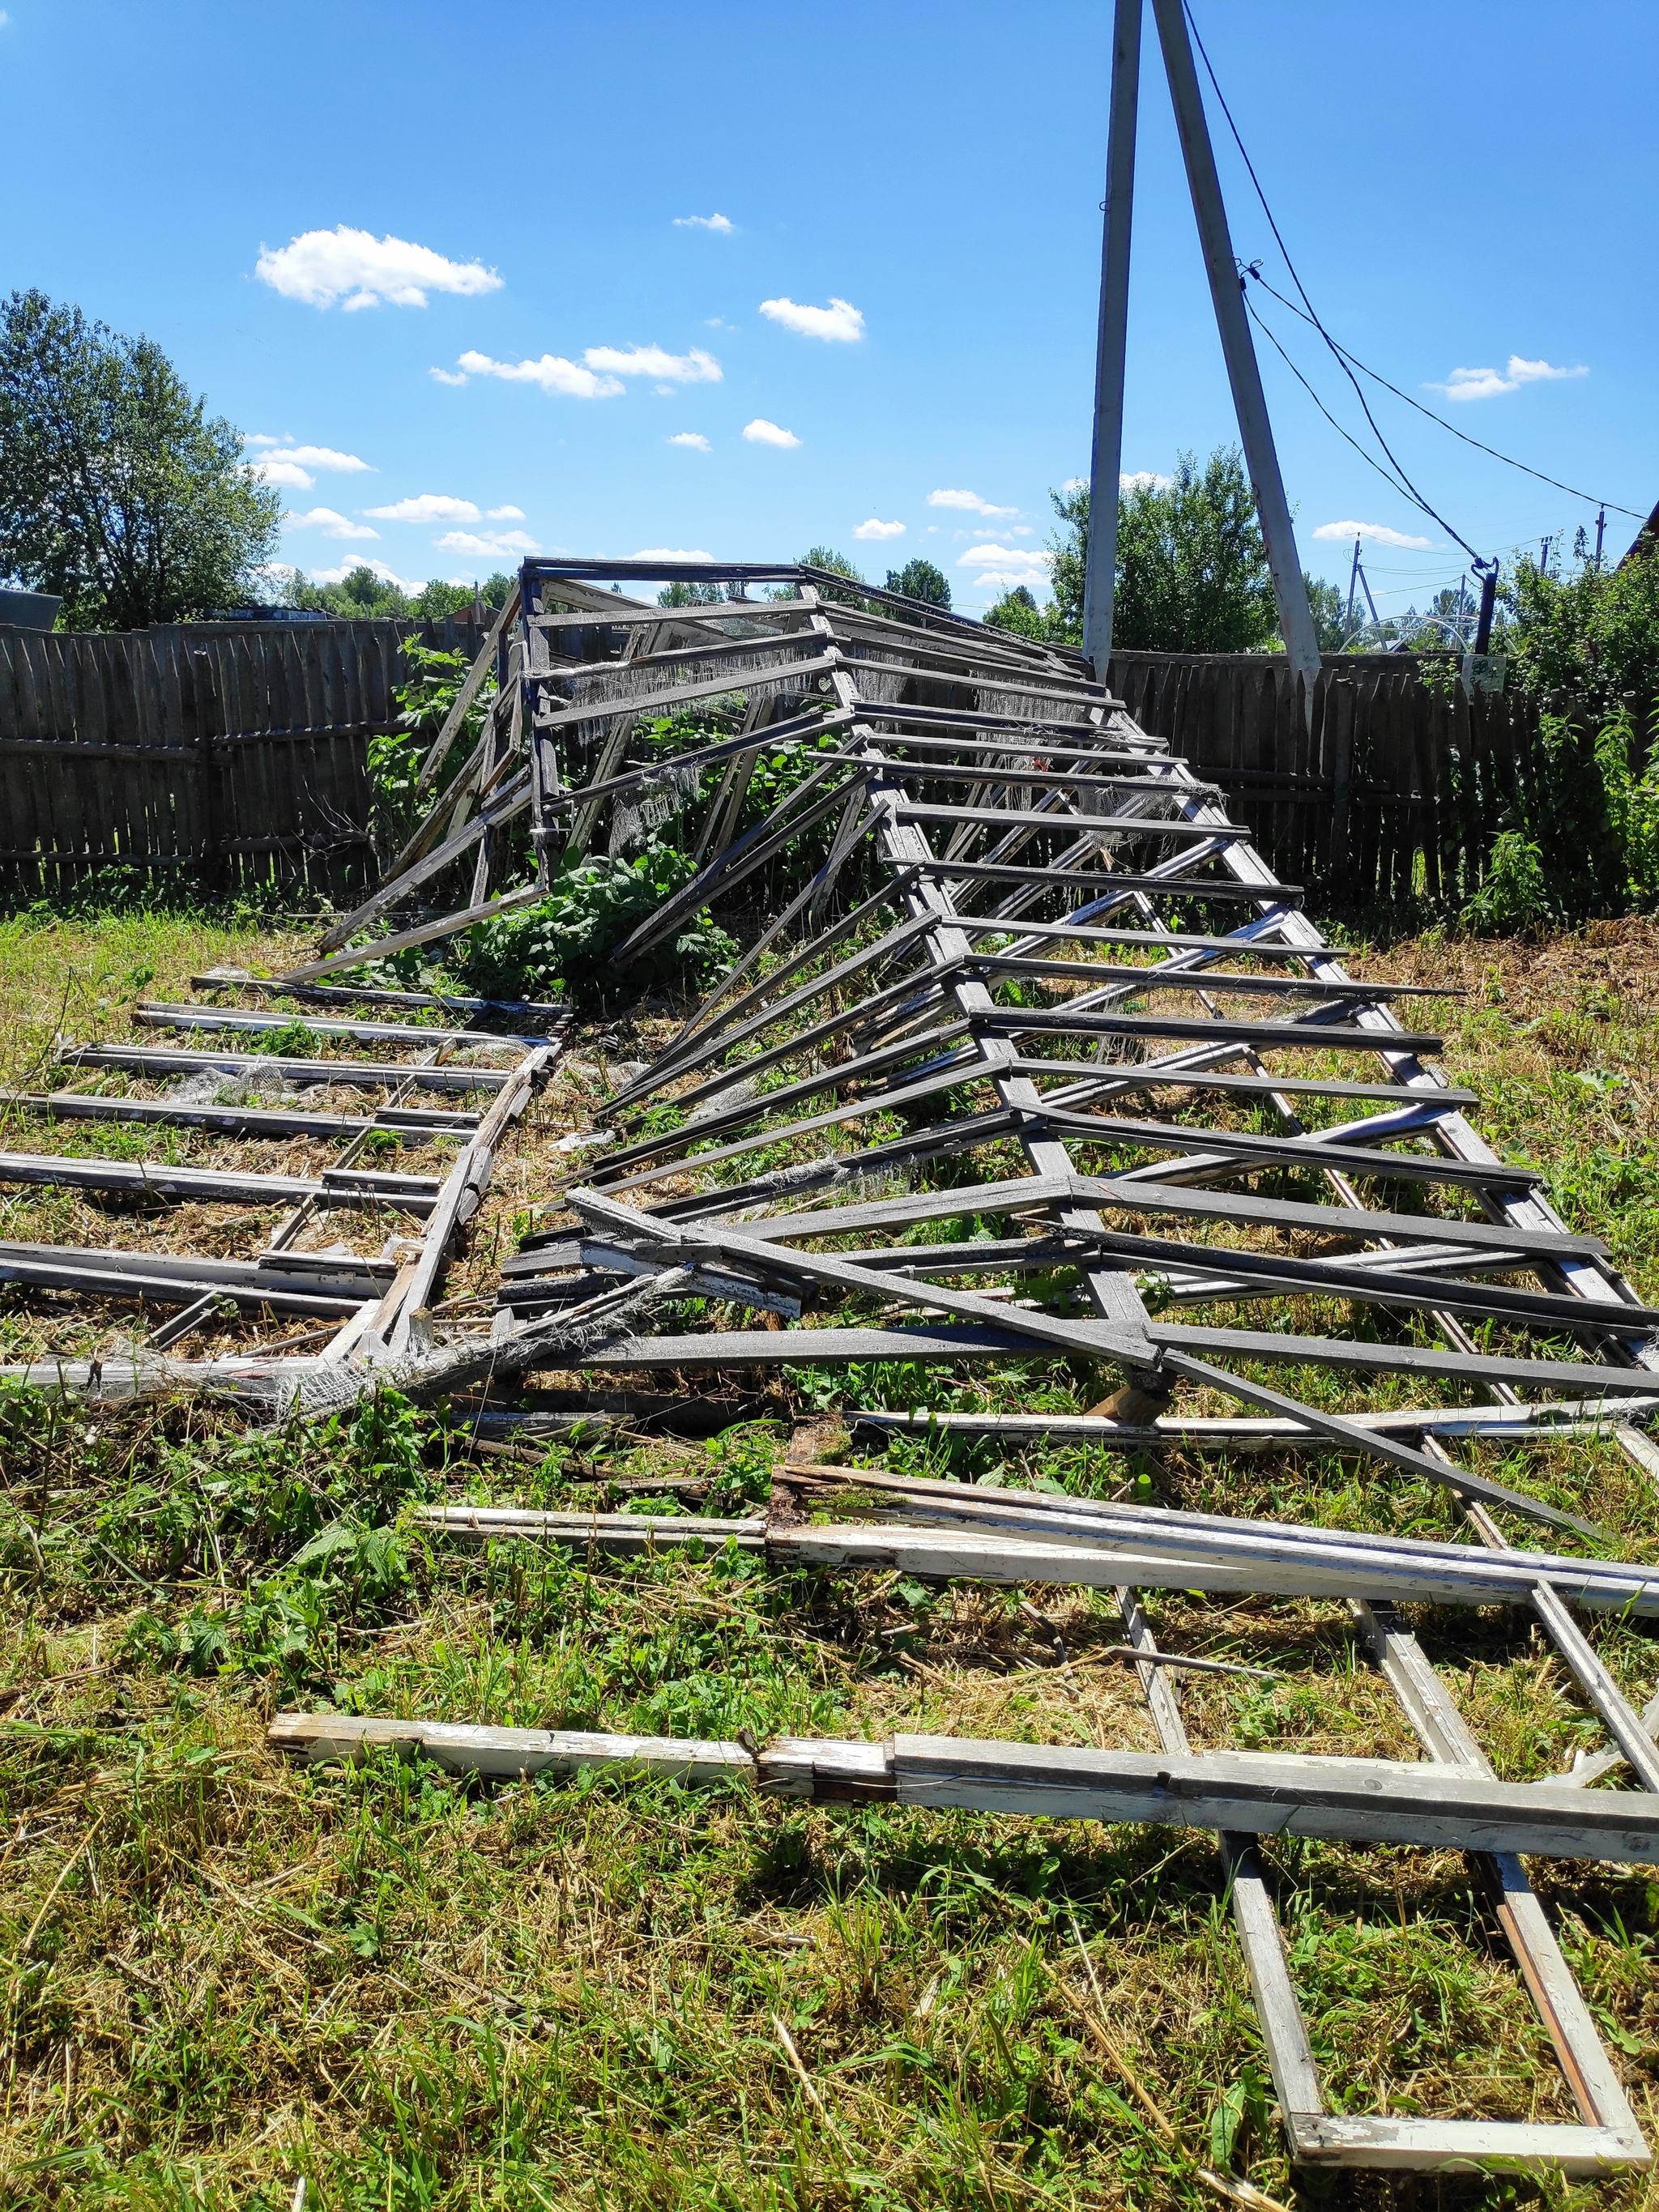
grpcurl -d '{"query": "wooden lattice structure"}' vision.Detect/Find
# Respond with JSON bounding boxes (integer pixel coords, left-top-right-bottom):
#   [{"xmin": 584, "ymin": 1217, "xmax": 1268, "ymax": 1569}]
[{"xmin": 249, "ymin": 556, "xmax": 1659, "ymax": 2170}]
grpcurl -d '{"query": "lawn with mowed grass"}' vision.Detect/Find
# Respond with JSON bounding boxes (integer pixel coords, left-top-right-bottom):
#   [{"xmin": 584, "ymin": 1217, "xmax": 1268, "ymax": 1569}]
[{"xmin": 2, "ymin": 905, "xmax": 1658, "ymax": 2210}]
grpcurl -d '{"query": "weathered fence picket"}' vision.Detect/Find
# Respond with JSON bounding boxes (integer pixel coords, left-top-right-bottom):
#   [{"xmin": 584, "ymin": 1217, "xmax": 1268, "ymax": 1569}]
[
  {"xmin": 1106, "ymin": 649, "xmax": 1559, "ymax": 908},
  {"xmin": 0, "ymin": 612, "xmax": 483, "ymax": 902}
]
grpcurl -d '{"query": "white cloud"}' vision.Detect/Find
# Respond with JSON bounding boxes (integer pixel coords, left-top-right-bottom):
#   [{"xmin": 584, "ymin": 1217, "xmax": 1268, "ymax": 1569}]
[
  {"xmin": 634, "ymin": 548, "xmax": 714, "ymax": 561},
  {"xmin": 1120, "ymin": 470, "xmax": 1171, "ymax": 492},
  {"xmin": 305, "ymin": 556, "xmax": 421, "ymax": 590},
  {"xmin": 455, "ymin": 350, "xmax": 622, "ymax": 399},
  {"xmin": 668, "ymin": 433, "xmax": 712, "ymax": 451},
  {"xmin": 758, "ymin": 296, "xmax": 864, "ymax": 343},
  {"xmin": 1312, "ymin": 518, "xmax": 1437, "ymax": 549},
  {"xmin": 275, "ymin": 445, "xmax": 370, "ymax": 472},
  {"xmin": 0, "ymin": 15, "xmax": 11, "ymax": 28},
  {"xmin": 1429, "ymin": 354, "xmax": 1589, "ymax": 402},
  {"xmin": 957, "ymin": 544, "xmax": 1052, "ymax": 592},
  {"xmin": 853, "ymin": 518, "xmax": 906, "ymax": 541},
  {"xmin": 674, "ymin": 213, "xmax": 734, "ymax": 232},
  {"xmin": 245, "ymin": 441, "xmax": 372, "ymax": 490},
  {"xmin": 584, "ymin": 343, "xmax": 722, "ymax": 384},
  {"xmin": 743, "ymin": 418, "xmax": 800, "ymax": 449},
  {"xmin": 365, "ymin": 493, "xmax": 481, "ymax": 522},
  {"xmin": 249, "ymin": 458, "xmax": 314, "ymax": 489},
  {"xmin": 487, "ymin": 505, "xmax": 525, "ymax": 519},
  {"xmin": 928, "ymin": 488, "xmax": 1017, "ymax": 518},
  {"xmin": 284, "ymin": 506, "xmax": 379, "ymax": 541},
  {"xmin": 254, "ymin": 226, "xmax": 501, "ymax": 311},
  {"xmin": 429, "ymin": 366, "xmax": 469, "ymax": 386},
  {"xmin": 1062, "ymin": 477, "xmax": 1086, "ymax": 492},
  {"xmin": 435, "ymin": 528, "xmax": 539, "ymax": 557}
]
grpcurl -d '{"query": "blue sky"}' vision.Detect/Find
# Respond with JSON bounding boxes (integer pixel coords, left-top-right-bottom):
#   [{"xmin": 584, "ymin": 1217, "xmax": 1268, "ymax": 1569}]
[{"xmin": 2, "ymin": 0, "xmax": 1653, "ymax": 618}]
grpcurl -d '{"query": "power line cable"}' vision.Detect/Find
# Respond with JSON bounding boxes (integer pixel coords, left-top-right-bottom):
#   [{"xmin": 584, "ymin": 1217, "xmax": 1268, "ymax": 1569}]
[
  {"xmin": 1241, "ymin": 290, "xmax": 1480, "ymax": 557},
  {"xmin": 1242, "ymin": 268, "xmax": 1641, "ymax": 522},
  {"xmin": 1182, "ymin": 0, "xmax": 1489, "ymax": 566}
]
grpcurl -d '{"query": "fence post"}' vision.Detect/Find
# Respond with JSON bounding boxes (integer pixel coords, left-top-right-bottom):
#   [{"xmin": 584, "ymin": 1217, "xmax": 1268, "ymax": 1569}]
[{"xmin": 186, "ymin": 650, "xmax": 226, "ymax": 894}]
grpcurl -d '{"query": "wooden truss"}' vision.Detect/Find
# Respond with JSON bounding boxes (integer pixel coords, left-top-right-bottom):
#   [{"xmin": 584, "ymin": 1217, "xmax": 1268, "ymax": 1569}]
[
  {"xmin": 259, "ymin": 556, "xmax": 1659, "ymax": 2172},
  {"xmin": 0, "ymin": 978, "xmax": 567, "ymax": 1404}
]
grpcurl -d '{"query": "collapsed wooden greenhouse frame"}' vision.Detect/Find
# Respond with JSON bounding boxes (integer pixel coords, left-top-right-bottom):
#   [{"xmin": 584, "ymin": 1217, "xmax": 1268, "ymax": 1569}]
[
  {"xmin": 249, "ymin": 556, "xmax": 1659, "ymax": 2175},
  {"xmin": 6, "ymin": 557, "xmax": 1654, "ymax": 2172}
]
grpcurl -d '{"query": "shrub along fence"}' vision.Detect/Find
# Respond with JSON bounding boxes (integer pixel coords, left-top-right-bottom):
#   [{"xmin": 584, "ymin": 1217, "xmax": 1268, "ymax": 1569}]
[
  {"xmin": 0, "ymin": 612, "xmax": 485, "ymax": 906},
  {"xmin": 1105, "ymin": 649, "xmax": 1559, "ymax": 911}
]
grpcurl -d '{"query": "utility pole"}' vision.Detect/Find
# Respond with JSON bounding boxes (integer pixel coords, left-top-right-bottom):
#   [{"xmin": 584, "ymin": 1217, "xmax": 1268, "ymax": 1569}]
[
  {"xmin": 1472, "ymin": 563, "xmax": 1498, "ymax": 656},
  {"xmin": 1356, "ymin": 560, "xmax": 1381, "ymax": 630},
  {"xmin": 1595, "ymin": 506, "xmax": 1606, "ymax": 567},
  {"xmin": 1149, "ymin": 0, "xmax": 1322, "ymax": 715},
  {"xmin": 1345, "ymin": 532, "xmax": 1362, "ymax": 641},
  {"xmin": 1538, "ymin": 535, "xmax": 1551, "ymax": 573},
  {"xmin": 1081, "ymin": 0, "xmax": 1143, "ymax": 674}
]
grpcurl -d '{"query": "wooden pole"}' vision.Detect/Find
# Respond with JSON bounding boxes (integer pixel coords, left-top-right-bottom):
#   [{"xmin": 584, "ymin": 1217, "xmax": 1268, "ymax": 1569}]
[
  {"xmin": 1148, "ymin": 0, "xmax": 1320, "ymax": 714},
  {"xmin": 1081, "ymin": 0, "xmax": 1143, "ymax": 673}
]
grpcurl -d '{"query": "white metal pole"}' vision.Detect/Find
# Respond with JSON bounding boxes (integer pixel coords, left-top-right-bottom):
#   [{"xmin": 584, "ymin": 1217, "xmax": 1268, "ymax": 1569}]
[
  {"xmin": 1081, "ymin": 0, "xmax": 1144, "ymax": 676},
  {"xmin": 1149, "ymin": 0, "xmax": 1322, "ymax": 712}
]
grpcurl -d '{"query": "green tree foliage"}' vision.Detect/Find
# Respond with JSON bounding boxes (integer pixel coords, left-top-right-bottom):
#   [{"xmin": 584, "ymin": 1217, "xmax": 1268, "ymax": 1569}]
[
  {"xmin": 795, "ymin": 547, "xmax": 868, "ymax": 607},
  {"xmin": 659, "ymin": 579, "xmax": 727, "ymax": 607},
  {"xmin": 884, "ymin": 557, "xmax": 952, "ymax": 615},
  {"xmin": 982, "ymin": 583, "xmax": 1052, "ymax": 640},
  {"xmin": 0, "ymin": 288, "xmax": 282, "ymax": 629},
  {"xmin": 1502, "ymin": 550, "xmax": 1659, "ymax": 718},
  {"xmin": 1108, "ymin": 449, "xmax": 1277, "ymax": 651},
  {"xmin": 1003, "ymin": 450, "xmax": 1277, "ymax": 654},
  {"xmin": 284, "ymin": 563, "xmax": 410, "ymax": 617},
  {"xmin": 1304, "ymin": 574, "xmax": 1355, "ymax": 652}
]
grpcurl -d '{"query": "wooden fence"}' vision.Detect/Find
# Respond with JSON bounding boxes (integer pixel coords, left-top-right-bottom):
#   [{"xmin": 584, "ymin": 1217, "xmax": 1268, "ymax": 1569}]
[
  {"xmin": 0, "ymin": 612, "xmax": 486, "ymax": 904},
  {"xmin": 1105, "ymin": 650, "xmax": 1548, "ymax": 908},
  {"xmin": 0, "ymin": 624, "xmax": 1568, "ymax": 916}
]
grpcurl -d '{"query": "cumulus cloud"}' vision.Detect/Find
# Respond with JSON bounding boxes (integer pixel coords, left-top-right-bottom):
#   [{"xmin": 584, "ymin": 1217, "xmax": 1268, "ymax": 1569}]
[
  {"xmin": 454, "ymin": 350, "xmax": 623, "ymax": 399},
  {"xmin": 249, "ymin": 458, "xmax": 315, "ymax": 489},
  {"xmin": 668, "ymin": 433, "xmax": 712, "ymax": 451},
  {"xmin": 488, "ymin": 505, "xmax": 525, "ymax": 519},
  {"xmin": 1312, "ymin": 518, "xmax": 1437, "ymax": 549},
  {"xmin": 583, "ymin": 343, "xmax": 722, "ymax": 384},
  {"xmin": 284, "ymin": 506, "xmax": 379, "ymax": 541},
  {"xmin": 306, "ymin": 556, "xmax": 420, "ymax": 590},
  {"xmin": 244, "ymin": 440, "xmax": 372, "ymax": 492},
  {"xmin": 742, "ymin": 418, "xmax": 800, "ymax": 449},
  {"xmin": 957, "ymin": 543, "xmax": 1052, "ymax": 591},
  {"xmin": 759, "ymin": 296, "xmax": 864, "ymax": 343},
  {"xmin": 634, "ymin": 548, "xmax": 714, "ymax": 561},
  {"xmin": 364, "ymin": 493, "xmax": 480, "ymax": 522},
  {"xmin": 1428, "ymin": 354, "xmax": 1589, "ymax": 402},
  {"xmin": 254, "ymin": 226, "xmax": 501, "ymax": 310},
  {"xmin": 429, "ymin": 366, "xmax": 468, "ymax": 386},
  {"xmin": 853, "ymin": 518, "xmax": 906, "ymax": 541},
  {"xmin": 674, "ymin": 213, "xmax": 733, "ymax": 232},
  {"xmin": 275, "ymin": 444, "xmax": 369, "ymax": 471},
  {"xmin": 435, "ymin": 528, "xmax": 539, "ymax": 557},
  {"xmin": 1120, "ymin": 470, "xmax": 1171, "ymax": 492},
  {"xmin": 928, "ymin": 488, "xmax": 1017, "ymax": 518}
]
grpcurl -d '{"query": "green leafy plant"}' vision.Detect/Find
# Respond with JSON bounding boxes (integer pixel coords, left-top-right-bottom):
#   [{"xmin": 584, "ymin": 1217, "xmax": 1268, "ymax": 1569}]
[{"xmin": 459, "ymin": 838, "xmax": 737, "ymax": 1009}]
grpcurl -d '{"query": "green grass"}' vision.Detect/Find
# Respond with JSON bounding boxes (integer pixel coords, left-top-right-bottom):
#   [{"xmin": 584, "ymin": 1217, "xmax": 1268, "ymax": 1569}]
[{"xmin": 2, "ymin": 908, "xmax": 1659, "ymax": 2208}]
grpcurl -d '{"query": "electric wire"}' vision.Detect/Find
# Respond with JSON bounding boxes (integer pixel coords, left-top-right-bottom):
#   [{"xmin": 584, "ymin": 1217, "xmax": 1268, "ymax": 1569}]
[
  {"xmin": 1183, "ymin": 0, "xmax": 1489, "ymax": 570},
  {"xmin": 1241, "ymin": 291, "xmax": 1467, "ymax": 548},
  {"xmin": 1243, "ymin": 268, "xmax": 1641, "ymax": 522}
]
